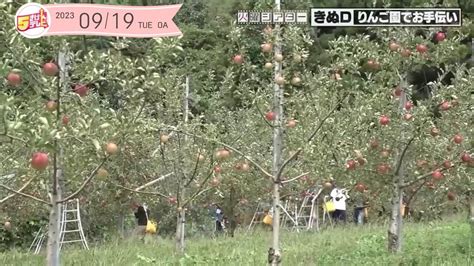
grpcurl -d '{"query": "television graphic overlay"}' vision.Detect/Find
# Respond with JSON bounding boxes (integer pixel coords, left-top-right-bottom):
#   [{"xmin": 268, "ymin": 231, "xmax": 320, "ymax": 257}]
[{"xmin": 15, "ymin": 3, "xmax": 182, "ymax": 38}]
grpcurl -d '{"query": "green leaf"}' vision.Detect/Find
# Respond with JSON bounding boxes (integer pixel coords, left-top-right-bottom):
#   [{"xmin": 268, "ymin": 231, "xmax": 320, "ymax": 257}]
[
  {"xmin": 39, "ymin": 117, "xmax": 49, "ymax": 127},
  {"xmin": 99, "ymin": 123, "xmax": 111, "ymax": 129},
  {"xmin": 92, "ymin": 139, "xmax": 101, "ymax": 151}
]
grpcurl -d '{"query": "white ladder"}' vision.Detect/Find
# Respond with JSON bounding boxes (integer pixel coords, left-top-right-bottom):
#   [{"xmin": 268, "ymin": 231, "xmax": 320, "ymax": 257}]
[
  {"xmin": 59, "ymin": 198, "xmax": 89, "ymax": 250},
  {"xmin": 247, "ymin": 201, "xmax": 266, "ymax": 231},
  {"xmin": 29, "ymin": 225, "xmax": 47, "ymax": 254},
  {"xmin": 297, "ymin": 187, "xmax": 323, "ymax": 230},
  {"xmin": 280, "ymin": 198, "xmax": 299, "ymax": 231}
]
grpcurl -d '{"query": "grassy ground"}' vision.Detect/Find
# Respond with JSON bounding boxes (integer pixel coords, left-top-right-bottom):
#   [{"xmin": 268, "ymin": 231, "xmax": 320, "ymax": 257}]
[{"xmin": 1, "ymin": 217, "xmax": 472, "ymax": 266}]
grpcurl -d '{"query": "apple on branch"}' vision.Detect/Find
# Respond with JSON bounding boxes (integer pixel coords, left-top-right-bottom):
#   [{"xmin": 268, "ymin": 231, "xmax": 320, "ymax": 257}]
[
  {"xmin": 6, "ymin": 72, "xmax": 21, "ymax": 86},
  {"xmin": 105, "ymin": 142, "xmax": 118, "ymax": 155},
  {"xmin": 43, "ymin": 62, "xmax": 59, "ymax": 76},
  {"xmin": 233, "ymin": 54, "xmax": 243, "ymax": 64},
  {"xmin": 31, "ymin": 152, "xmax": 49, "ymax": 170}
]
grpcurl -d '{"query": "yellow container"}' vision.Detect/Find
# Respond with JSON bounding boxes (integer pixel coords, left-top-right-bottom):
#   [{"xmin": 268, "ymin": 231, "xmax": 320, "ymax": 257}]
[
  {"xmin": 263, "ymin": 215, "xmax": 273, "ymax": 225},
  {"xmin": 323, "ymin": 201, "xmax": 336, "ymax": 213}
]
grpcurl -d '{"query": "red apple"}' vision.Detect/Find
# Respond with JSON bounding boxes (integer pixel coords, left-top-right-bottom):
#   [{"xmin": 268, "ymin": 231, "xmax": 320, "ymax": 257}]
[
  {"xmin": 381, "ymin": 149, "xmax": 390, "ymax": 158},
  {"xmin": 447, "ymin": 191, "xmax": 456, "ymax": 201},
  {"xmin": 62, "ymin": 115, "xmax": 70, "ymax": 125},
  {"xmin": 440, "ymin": 101, "xmax": 451, "ymax": 111},
  {"xmin": 367, "ymin": 60, "xmax": 381, "ymax": 70},
  {"xmin": 6, "ymin": 72, "xmax": 21, "ymax": 86},
  {"xmin": 379, "ymin": 115, "xmax": 390, "ymax": 126},
  {"xmin": 376, "ymin": 163, "xmax": 390, "ymax": 175},
  {"xmin": 286, "ymin": 119, "xmax": 297, "ymax": 128},
  {"xmin": 214, "ymin": 165, "xmax": 222, "ymax": 173},
  {"xmin": 453, "ymin": 134, "xmax": 463, "ymax": 144},
  {"xmin": 323, "ymin": 182, "xmax": 333, "ymax": 189},
  {"xmin": 291, "ymin": 77, "xmax": 301, "ymax": 86},
  {"xmin": 197, "ymin": 154, "xmax": 205, "ymax": 162},
  {"xmin": 46, "ymin": 100, "xmax": 57, "ymax": 112},
  {"xmin": 400, "ymin": 49, "xmax": 412, "ymax": 57},
  {"xmin": 274, "ymin": 54, "xmax": 283, "ymax": 62},
  {"xmin": 160, "ymin": 134, "xmax": 170, "ymax": 143},
  {"xmin": 431, "ymin": 170, "xmax": 443, "ymax": 181},
  {"xmin": 210, "ymin": 178, "xmax": 220, "ymax": 187},
  {"xmin": 97, "ymin": 168, "xmax": 108, "ymax": 178},
  {"xmin": 369, "ymin": 139, "xmax": 379, "ymax": 149},
  {"xmin": 4, "ymin": 221, "xmax": 11, "ymax": 230},
  {"xmin": 416, "ymin": 44, "xmax": 428, "ymax": 53},
  {"xmin": 345, "ymin": 160, "xmax": 357, "ymax": 170},
  {"xmin": 430, "ymin": 127, "xmax": 440, "ymax": 137},
  {"xmin": 241, "ymin": 163, "xmax": 250, "ymax": 172},
  {"xmin": 265, "ymin": 111, "xmax": 276, "ymax": 121},
  {"xmin": 404, "ymin": 101, "xmax": 413, "ymax": 110},
  {"xmin": 403, "ymin": 113, "xmax": 413, "ymax": 121},
  {"xmin": 264, "ymin": 62, "xmax": 273, "ymax": 69},
  {"xmin": 31, "ymin": 152, "xmax": 49, "ymax": 170},
  {"xmin": 43, "ymin": 62, "xmax": 59, "ymax": 76},
  {"xmin": 261, "ymin": 43, "xmax": 272, "ymax": 53},
  {"xmin": 220, "ymin": 149, "xmax": 230, "ymax": 159},
  {"xmin": 73, "ymin": 84, "xmax": 89, "ymax": 97},
  {"xmin": 435, "ymin": 32, "xmax": 446, "ymax": 42},
  {"xmin": 443, "ymin": 160, "xmax": 453, "ymax": 169},
  {"xmin": 355, "ymin": 183, "xmax": 366, "ymax": 192},
  {"xmin": 389, "ymin": 42, "xmax": 400, "ymax": 51},
  {"xmin": 233, "ymin": 55, "xmax": 243, "ymax": 64},
  {"xmin": 461, "ymin": 152, "xmax": 471, "ymax": 162},
  {"xmin": 275, "ymin": 75, "xmax": 285, "ymax": 85},
  {"xmin": 105, "ymin": 142, "xmax": 118, "ymax": 155}
]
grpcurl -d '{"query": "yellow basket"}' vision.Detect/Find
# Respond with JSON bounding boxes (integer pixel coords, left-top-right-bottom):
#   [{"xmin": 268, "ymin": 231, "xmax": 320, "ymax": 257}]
[
  {"xmin": 263, "ymin": 215, "xmax": 273, "ymax": 225},
  {"xmin": 145, "ymin": 220, "xmax": 157, "ymax": 234},
  {"xmin": 323, "ymin": 201, "xmax": 336, "ymax": 213}
]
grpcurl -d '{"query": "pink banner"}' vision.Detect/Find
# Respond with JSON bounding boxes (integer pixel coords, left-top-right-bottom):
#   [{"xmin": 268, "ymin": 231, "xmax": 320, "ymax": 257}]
[{"xmin": 15, "ymin": 3, "xmax": 182, "ymax": 38}]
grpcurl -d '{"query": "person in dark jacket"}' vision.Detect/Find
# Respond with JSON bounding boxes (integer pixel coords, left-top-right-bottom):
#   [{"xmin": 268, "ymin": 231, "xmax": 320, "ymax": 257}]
[{"xmin": 133, "ymin": 203, "xmax": 150, "ymax": 239}]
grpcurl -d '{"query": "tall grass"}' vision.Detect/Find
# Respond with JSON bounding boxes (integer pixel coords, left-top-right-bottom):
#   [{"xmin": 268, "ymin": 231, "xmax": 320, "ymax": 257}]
[{"xmin": 1, "ymin": 216, "xmax": 472, "ymax": 265}]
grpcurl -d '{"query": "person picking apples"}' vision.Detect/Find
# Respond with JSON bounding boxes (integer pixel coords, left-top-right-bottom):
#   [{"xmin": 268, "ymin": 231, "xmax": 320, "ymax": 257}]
[
  {"xmin": 329, "ymin": 180, "xmax": 350, "ymax": 224},
  {"xmin": 133, "ymin": 202, "xmax": 151, "ymax": 241}
]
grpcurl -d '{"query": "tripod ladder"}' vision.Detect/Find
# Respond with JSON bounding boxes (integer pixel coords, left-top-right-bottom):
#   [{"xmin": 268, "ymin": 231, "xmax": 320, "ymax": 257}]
[{"xmin": 59, "ymin": 198, "xmax": 89, "ymax": 250}]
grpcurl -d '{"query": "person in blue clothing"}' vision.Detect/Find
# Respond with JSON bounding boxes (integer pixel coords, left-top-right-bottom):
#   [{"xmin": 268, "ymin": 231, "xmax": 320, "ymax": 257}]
[{"xmin": 214, "ymin": 204, "xmax": 225, "ymax": 233}]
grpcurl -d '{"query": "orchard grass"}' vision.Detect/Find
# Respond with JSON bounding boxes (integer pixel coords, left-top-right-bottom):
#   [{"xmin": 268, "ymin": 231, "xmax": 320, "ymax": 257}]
[{"xmin": 1, "ymin": 216, "xmax": 472, "ymax": 266}]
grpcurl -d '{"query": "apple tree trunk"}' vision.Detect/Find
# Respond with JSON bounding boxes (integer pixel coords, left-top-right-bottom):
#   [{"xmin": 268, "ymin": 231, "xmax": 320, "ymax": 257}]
[
  {"xmin": 387, "ymin": 85, "xmax": 408, "ymax": 253},
  {"xmin": 47, "ymin": 50, "xmax": 68, "ymax": 266},
  {"xmin": 387, "ymin": 175, "xmax": 404, "ymax": 253},
  {"xmin": 268, "ymin": 1, "xmax": 284, "ymax": 263},
  {"xmin": 175, "ymin": 207, "xmax": 186, "ymax": 253},
  {"xmin": 47, "ymin": 151, "xmax": 63, "ymax": 266}
]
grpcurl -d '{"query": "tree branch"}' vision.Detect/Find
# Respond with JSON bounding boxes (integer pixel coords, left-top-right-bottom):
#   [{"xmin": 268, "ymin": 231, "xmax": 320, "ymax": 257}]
[
  {"xmin": 182, "ymin": 166, "xmax": 216, "ymax": 207},
  {"xmin": 276, "ymin": 93, "xmax": 349, "ymax": 178},
  {"xmin": 113, "ymin": 183, "xmax": 170, "ymax": 198},
  {"xmin": 0, "ymin": 184, "xmax": 50, "ymax": 205},
  {"xmin": 134, "ymin": 172, "xmax": 173, "ymax": 191},
  {"xmin": 168, "ymin": 129, "xmax": 273, "ymax": 178},
  {"xmin": 400, "ymin": 160, "xmax": 466, "ymax": 188},
  {"xmin": 57, "ymin": 156, "xmax": 108, "ymax": 203},
  {"xmin": 394, "ymin": 136, "xmax": 416, "ymax": 176},
  {"xmin": 281, "ymin": 172, "xmax": 310, "ymax": 184},
  {"xmin": 0, "ymin": 176, "xmax": 35, "ymax": 203},
  {"xmin": 182, "ymin": 187, "xmax": 213, "ymax": 208}
]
